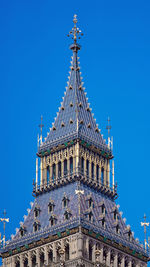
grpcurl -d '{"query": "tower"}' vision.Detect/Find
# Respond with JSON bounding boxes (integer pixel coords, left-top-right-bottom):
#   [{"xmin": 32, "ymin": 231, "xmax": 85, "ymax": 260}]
[{"xmin": 0, "ymin": 15, "xmax": 149, "ymax": 267}]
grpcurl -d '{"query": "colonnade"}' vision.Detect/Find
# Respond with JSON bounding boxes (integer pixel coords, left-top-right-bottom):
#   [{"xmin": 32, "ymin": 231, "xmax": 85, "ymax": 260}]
[
  {"xmin": 36, "ymin": 144, "xmax": 115, "ymax": 192},
  {"xmin": 3, "ymin": 234, "xmax": 146, "ymax": 267}
]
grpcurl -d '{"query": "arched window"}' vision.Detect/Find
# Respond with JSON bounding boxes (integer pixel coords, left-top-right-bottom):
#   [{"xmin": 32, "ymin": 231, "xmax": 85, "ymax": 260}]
[
  {"xmin": 70, "ymin": 157, "xmax": 73, "ymax": 173},
  {"xmin": 91, "ymin": 162, "xmax": 94, "ymax": 179},
  {"xmin": 24, "ymin": 258, "xmax": 28, "ymax": 267},
  {"xmin": 15, "ymin": 262, "xmax": 20, "ymax": 267},
  {"xmin": 65, "ymin": 244, "xmax": 69, "ymax": 261},
  {"xmin": 86, "ymin": 160, "xmax": 89, "ymax": 177},
  {"xmin": 81, "ymin": 157, "xmax": 84, "ymax": 173},
  {"xmin": 32, "ymin": 255, "xmax": 36, "ymax": 267},
  {"xmin": 52, "ymin": 164, "xmax": 56, "ymax": 182},
  {"xmin": 49, "ymin": 250, "xmax": 53, "ymax": 263},
  {"xmin": 96, "ymin": 165, "xmax": 99, "ymax": 182},
  {"xmin": 64, "ymin": 159, "xmax": 67, "ymax": 176},
  {"xmin": 89, "ymin": 243, "xmax": 92, "ymax": 261},
  {"xmin": 101, "ymin": 167, "xmax": 104, "ymax": 185},
  {"xmin": 47, "ymin": 166, "xmax": 50, "ymax": 183},
  {"xmin": 58, "ymin": 161, "xmax": 61, "ymax": 178},
  {"xmin": 40, "ymin": 253, "xmax": 44, "ymax": 266}
]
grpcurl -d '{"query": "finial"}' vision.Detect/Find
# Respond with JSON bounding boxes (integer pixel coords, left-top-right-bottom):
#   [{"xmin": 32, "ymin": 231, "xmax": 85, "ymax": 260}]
[
  {"xmin": 141, "ymin": 214, "xmax": 150, "ymax": 251},
  {"xmin": 106, "ymin": 117, "xmax": 112, "ymax": 149},
  {"xmin": 67, "ymin": 15, "xmax": 83, "ymax": 44},
  {"xmin": 106, "ymin": 117, "xmax": 111, "ymax": 137},
  {"xmin": 0, "ymin": 210, "xmax": 9, "ymax": 247},
  {"xmin": 39, "ymin": 115, "xmax": 44, "ymax": 144}
]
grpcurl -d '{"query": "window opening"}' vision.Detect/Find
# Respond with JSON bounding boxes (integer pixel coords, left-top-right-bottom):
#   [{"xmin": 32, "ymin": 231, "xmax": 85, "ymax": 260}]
[
  {"xmin": 52, "ymin": 164, "xmax": 56, "ymax": 182},
  {"xmin": 47, "ymin": 166, "xmax": 50, "ymax": 183},
  {"xmin": 81, "ymin": 157, "xmax": 84, "ymax": 173},
  {"xmin": 49, "ymin": 250, "xmax": 53, "ymax": 262},
  {"xmin": 86, "ymin": 160, "xmax": 89, "ymax": 177},
  {"xmin": 96, "ymin": 165, "xmax": 99, "ymax": 182},
  {"xmin": 89, "ymin": 243, "xmax": 92, "ymax": 261},
  {"xmin": 101, "ymin": 167, "xmax": 104, "ymax": 185},
  {"xmin": 91, "ymin": 162, "xmax": 94, "ymax": 179},
  {"xmin": 70, "ymin": 157, "xmax": 73, "ymax": 173},
  {"xmin": 65, "ymin": 244, "xmax": 69, "ymax": 261},
  {"xmin": 58, "ymin": 161, "xmax": 61, "ymax": 178},
  {"xmin": 64, "ymin": 159, "xmax": 67, "ymax": 176}
]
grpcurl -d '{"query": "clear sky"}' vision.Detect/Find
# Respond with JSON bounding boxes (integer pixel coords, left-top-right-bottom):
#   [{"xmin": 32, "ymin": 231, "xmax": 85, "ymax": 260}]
[{"xmin": 0, "ymin": 0, "xmax": 150, "ymax": 264}]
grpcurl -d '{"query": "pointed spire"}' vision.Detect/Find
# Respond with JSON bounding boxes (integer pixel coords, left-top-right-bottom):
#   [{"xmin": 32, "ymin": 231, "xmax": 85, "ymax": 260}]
[{"xmin": 39, "ymin": 16, "xmax": 111, "ymax": 156}]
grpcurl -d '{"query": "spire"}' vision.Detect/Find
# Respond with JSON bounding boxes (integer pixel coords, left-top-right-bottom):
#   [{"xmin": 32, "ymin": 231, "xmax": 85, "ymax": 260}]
[{"xmin": 39, "ymin": 16, "xmax": 111, "ymax": 155}]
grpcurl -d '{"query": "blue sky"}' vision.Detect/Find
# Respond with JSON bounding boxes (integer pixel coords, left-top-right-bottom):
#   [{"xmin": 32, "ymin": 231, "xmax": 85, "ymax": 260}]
[{"xmin": 0, "ymin": 0, "xmax": 150, "ymax": 264}]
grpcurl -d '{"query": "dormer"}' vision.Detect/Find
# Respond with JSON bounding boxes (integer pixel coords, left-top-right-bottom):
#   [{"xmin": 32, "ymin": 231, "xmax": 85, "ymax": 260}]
[
  {"xmin": 99, "ymin": 215, "xmax": 105, "ymax": 229},
  {"xmin": 86, "ymin": 194, "xmax": 94, "ymax": 209},
  {"xmin": 112, "ymin": 207, "xmax": 119, "ymax": 222},
  {"xmin": 62, "ymin": 194, "xmax": 69, "ymax": 208},
  {"xmin": 19, "ymin": 226, "xmax": 26, "ymax": 237},
  {"xmin": 88, "ymin": 211, "xmax": 93, "ymax": 223},
  {"xmin": 116, "ymin": 224, "xmax": 120, "ymax": 234},
  {"xmin": 99, "ymin": 201, "xmax": 106, "ymax": 215},
  {"xmin": 124, "ymin": 226, "xmax": 132, "ymax": 241},
  {"xmin": 49, "ymin": 214, "xmax": 57, "ymax": 227},
  {"xmin": 33, "ymin": 220, "xmax": 40, "ymax": 232},
  {"xmin": 34, "ymin": 205, "xmax": 40, "ymax": 219},
  {"xmin": 64, "ymin": 209, "xmax": 72, "ymax": 220},
  {"xmin": 48, "ymin": 199, "xmax": 55, "ymax": 213}
]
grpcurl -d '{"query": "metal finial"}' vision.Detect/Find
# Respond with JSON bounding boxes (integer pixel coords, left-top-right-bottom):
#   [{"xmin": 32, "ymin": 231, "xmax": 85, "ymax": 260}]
[
  {"xmin": 0, "ymin": 210, "xmax": 9, "ymax": 247},
  {"xmin": 141, "ymin": 214, "xmax": 149, "ymax": 251},
  {"xmin": 106, "ymin": 117, "xmax": 112, "ymax": 137},
  {"xmin": 67, "ymin": 15, "xmax": 83, "ymax": 43},
  {"xmin": 39, "ymin": 115, "xmax": 44, "ymax": 144}
]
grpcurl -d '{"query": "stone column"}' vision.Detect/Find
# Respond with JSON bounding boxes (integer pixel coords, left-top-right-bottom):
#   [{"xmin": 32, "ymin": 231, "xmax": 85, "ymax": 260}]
[
  {"xmin": 94, "ymin": 162, "xmax": 97, "ymax": 182},
  {"xmin": 77, "ymin": 233, "xmax": 83, "ymax": 258},
  {"xmin": 55, "ymin": 161, "xmax": 58, "ymax": 184},
  {"xmin": 113, "ymin": 252, "xmax": 118, "ymax": 267},
  {"xmin": 73, "ymin": 156, "xmax": 76, "ymax": 173},
  {"xmin": 85, "ymin": 237, "xmax": 89, "ymax": 259},
  {"xmin": 67, "ymin": 156, "xmax": 70, "ymax": 175},
  {"xmin": 76, "ymin": 141, "xmax": 80, "ymax": 174},
  {"xmin": 53, "ymin": 242, "xmax": 57, "ymax": 263},
  {"xmin": 106, "ymin": 248, "xmax": 111, "ymax": 266},
  {"xmin": 104, "ymin": 159, "xmax": 107, "ymax": 186},
  {"xmin": 62, "ymin": 160, "xmax": 64, "ymax": 178},
  {"xmin": 28, "ymin": 252, "xmax": 32, "ymax": 267},
  {"xmin": 128, "ymin": 258, "xmax": 132, "ymax": 267},
  {"xmin": 99, "ymin": 161, "xmax": 102, "ymax": 185},
  {"xmin": 40, "ymin": 157, "xmax": 44, "ymax": 188},
  {"xmin": 11, "ymin": 256, "xmax": 15, "ymax": 267},
  {"xmin": 89, "ymin": 159, "xmax": 92, "ymax": 180},
  {"xmin": 121, "ymin": 255, "xmax": 125, "ymax": 267},
  {"xmin": 20, "ymin": 254, "xmax": 24, "ymax": 267},
  {"xmin": 50, "ymin": 163, "xmax": 52, "ymax": 183},
  {"xmin": 84, "ymin": 156, "xmax": 87, "ymax": 177},
  {"xmin": 44, "ymin": 246, "xmax": 49, "ymax": 266},
  {"xmin": 92, "ymin": 243, "xmax": 96, "ymax": 262},
  {"xmin": 36, "ymin": 249, "xmax": 40, "ymax": 267},
  {"xmin": 107, "ymin": 159, "xmax": 110, "ymax": 187},
  {"xmin": 100, "ymin": 245, "xmax": 103, "ymax": 263}
]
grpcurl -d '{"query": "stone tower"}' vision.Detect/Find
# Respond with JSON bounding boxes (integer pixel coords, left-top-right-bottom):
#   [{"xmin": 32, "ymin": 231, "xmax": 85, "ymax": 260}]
[{"xmin": 0, "ymin": 15, "xmax": 149, "ymax": 267}]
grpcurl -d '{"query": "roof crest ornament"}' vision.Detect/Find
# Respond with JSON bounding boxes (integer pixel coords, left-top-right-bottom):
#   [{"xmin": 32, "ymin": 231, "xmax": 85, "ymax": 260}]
[{"xmin": 67, "ymin": 15, "xmax": 83, "ymax": 45}]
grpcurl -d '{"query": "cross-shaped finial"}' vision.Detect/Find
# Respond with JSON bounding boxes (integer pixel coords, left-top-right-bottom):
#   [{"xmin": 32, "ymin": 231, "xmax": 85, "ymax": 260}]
[
  {"xmin": 39, "ymin": 115, "xmax": 44, "ymax": 144},
  {"xmin": 141, "ymin": 214, "xmax": 149, "ymax": 250},
  {"xmin": 106, "ymin": 117, "xmax": 112, "ymax": 137},
  {"xmin": 67, "ymin": 15, "xmax": 83, "ymax": 43},
  {"xmin": 39, "ymin": 115, "xmax": 44, "ymax": 136},
  {"xmin": 0, "ymin": 210, "xmax": 9, "ymax": 247}
]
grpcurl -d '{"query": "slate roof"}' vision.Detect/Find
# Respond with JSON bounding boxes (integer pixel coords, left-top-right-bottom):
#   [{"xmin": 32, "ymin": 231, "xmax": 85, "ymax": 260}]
[
  {"xmin": 1, "ymin": 182, "xmax": 148, "ymax": 258},
  {"xmin": 39, "ymin": 43, "xmax": 110, "ymax": 154}
]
